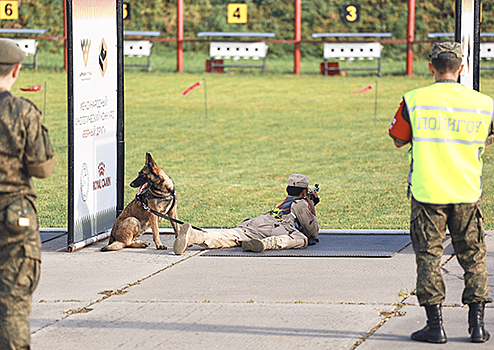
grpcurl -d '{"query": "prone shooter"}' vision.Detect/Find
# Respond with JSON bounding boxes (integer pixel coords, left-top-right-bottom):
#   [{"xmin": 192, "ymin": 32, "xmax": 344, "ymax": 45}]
[{"xmin": 269, "ymin": 183, "xmax": 320, "ymax": 246}]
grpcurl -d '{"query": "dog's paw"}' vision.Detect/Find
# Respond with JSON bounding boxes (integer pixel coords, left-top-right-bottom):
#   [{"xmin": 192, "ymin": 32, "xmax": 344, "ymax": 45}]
[{"xmin": 156, "ymin": 244, "xmax": 167, "ymax": 250}]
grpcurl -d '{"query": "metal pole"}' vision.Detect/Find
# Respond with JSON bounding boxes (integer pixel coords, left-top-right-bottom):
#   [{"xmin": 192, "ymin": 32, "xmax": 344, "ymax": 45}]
[
  {"xmin": 455, "ymin": 0, "xmax": 463, "ymax": 87},
  {"xmin": 455, "ymin": 0, "xmax": 461, "ymax": 42},
  {"xmin": 43, "ymin": 82, "xmax": 47, "ymax": 123},
  {"xmin": 374, "ymin": 80, "xmax": 378, "ymax": 126},
  {"xmin": 294, "ymin": 0, "xmax": 301, "ymax": 75},
  {"xmin": 406, "ymin": 0, "xmax": 415, "ymax": 76},
  {"xmin": 116, "ymin": 0, "xmax": 125, "ymax": 217},
  {"xmin": 203, "ymin": 78, "xmax": 208, "ymax": 123},
  {"xmin": 177, "ymin": 0, "xmax": 184, "ymax": 72},
  {"xmin": 456, "ymin": 0, "xmax": 480, "ymax": 91},
  {"xmin": 64, "ymin": 0, "xmax": 67, "ymax": 71},
  {"xmin": 473, "ymin": 0, "xmax": 481, "ymax": 91},
  {"xmin": 66, "ymin": 0, "xmax": 74, "ymax": 245}
]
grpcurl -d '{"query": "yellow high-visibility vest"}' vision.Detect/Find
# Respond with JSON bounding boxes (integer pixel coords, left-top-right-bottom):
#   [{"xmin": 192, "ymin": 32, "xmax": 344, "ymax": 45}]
[{"xmin": 404, "ymin": 82, "xmax": 494, "ymax": 204}]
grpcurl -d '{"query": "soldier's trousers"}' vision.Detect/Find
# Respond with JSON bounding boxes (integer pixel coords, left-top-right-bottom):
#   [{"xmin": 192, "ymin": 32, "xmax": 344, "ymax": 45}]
[
  {"xmin": 193, "ymin": 228, "xmax": 308, "ymax": 250},
  {"xmin": 0, "ymin": 246, "xmax": 40, "ymax": 350},
  {"xmin": 0, "ymin": 197, "xmax": 41, "ymax": 350},
  {"xmin": 410, "ymin": 198, "xmax": 492, "ymax": 306}
]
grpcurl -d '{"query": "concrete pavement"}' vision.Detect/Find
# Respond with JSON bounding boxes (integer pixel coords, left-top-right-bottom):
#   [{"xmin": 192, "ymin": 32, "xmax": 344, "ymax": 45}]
[{"xmin": 30, "ymin": 231, "xmax": 494, "ymax": 349}]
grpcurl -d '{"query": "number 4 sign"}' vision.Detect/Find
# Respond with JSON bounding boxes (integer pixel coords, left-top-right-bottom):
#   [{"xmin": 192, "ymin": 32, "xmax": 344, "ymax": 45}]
[
  {"xmin": 228, "ymin": 3, "xmax": 247, "ymax": 24},
  {"xmin": 0, "ymin": 1, "xmax": 18, "ymax": 20}
]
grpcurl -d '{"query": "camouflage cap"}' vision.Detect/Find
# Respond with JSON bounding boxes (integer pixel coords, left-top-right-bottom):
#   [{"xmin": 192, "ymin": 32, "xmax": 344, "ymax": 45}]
[
  {"xmin": 0, "ymin": 38, "xmax": 26, "ymax": 64},
  {"xmin": 430, "ymin": 42, "xmax": 463, "ymax": 60},
  {"xmin": 288, "ymin": 174, "xmax": 309, "ymax": 188}
]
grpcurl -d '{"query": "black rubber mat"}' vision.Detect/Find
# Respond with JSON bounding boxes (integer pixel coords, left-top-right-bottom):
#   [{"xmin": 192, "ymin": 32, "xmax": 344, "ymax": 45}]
[{"xmin": 200, "ymin": 234, "xmax": 412, "ymax": 258}]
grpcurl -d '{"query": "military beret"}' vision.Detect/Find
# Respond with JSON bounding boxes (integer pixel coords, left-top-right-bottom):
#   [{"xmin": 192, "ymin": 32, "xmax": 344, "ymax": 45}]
[
  {"xmin": 288, "ymin": 174, "xmax": 309, "ymax": 188},
  {"xmin": 430, "ymin": 42, "xmax": 463, "ymax": 60},
  {"xmin": 0, "ymin": 38, "xmax": 26, "ymax": 64}
]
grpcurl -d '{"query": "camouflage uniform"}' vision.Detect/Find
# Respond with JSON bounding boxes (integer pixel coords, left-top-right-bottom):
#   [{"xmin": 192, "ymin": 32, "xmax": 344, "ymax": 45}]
[
  {"xmin": 390, "ymin": 41, "xmax": 492, "ymax": 344},
  {"xmin": 411, "ymin": 198, "xmax": 492, "ymax": 306},
  {"xmin": 0, "ymin": 86, "xmax": 55, "ymax": 349},
  {"xmin": 236, "ymin": 197, "xmax": 319, "ymax": 242},
  {"xmin": 173, "ymin": 174, "xmax": 319, "ymax": 255},
  {"xmin": 178, "ymin": 195, "xmax": 319, "ymax": 250}
]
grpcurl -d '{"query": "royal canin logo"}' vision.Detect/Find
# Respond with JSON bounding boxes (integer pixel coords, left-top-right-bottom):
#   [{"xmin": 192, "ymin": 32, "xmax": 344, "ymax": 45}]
[
  {"xmin": 98, "ymin": 162, "xmax": 105, "ymax": 177},
  {"xmin": 93, "ymin": 161, "xmax": 111, "ymax": 191}
]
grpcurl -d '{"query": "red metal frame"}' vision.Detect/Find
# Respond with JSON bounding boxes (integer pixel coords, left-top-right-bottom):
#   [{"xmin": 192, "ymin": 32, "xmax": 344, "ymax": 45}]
[
  {"xmin": 294, "ymin": 0, "xmax": 301, "ymax": 74},
  {"xmin": 407, "ymin": 0, "xmax": 415, "ymax": 76},
  {"xmin": 177, "ymin": 0, "xmax": 184, "ymax": 72},
  {"xmin": 60, "ymin": 0, "xmax": 420, "ymax": 75}
]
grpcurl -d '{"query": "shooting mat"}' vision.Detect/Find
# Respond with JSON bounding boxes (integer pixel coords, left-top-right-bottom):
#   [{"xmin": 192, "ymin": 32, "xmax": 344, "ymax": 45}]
[{"xmin": 200, "ymin": 234, "xmax": 412, "ymax": 258}]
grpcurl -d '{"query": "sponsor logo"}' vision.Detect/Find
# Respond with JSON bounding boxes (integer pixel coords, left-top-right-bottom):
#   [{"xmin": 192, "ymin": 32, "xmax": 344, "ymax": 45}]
[
  {"xmin": 98, "ymin": 162, "xmax": 105, "ymax": 176},
  {"xmin": 93, "ymin": 161, "xmax": 111, "ymax": 191},
  {"xmin": 99, "ymin": 38, "xmax": 108, "ymax": 77},
  {"xmin": 81, "ymin": 39, "xmax": 90, "ymax": 67},
  {"xmin": 79, "ymin": 38, "xmax": 93, "ymax": 81},
  {"xmin": 80, "ymin": 163, "xmax": 89, "ymax": 202}
]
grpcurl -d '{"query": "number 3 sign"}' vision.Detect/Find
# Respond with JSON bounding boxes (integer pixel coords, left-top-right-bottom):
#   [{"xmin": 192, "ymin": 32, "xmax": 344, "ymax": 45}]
[
  {"xmin": 228, "ymin": 3, "xmax": 247, "ymax": 24},
  {"xmin": 343, "ymin": 4, "xmax": 360, "ymax": 23},
  {"xmin": 123, "ymin": 2, "xmax": 131, "ymax": 20},
  {"xmin": 0, "ymin": 1, "xmax": 18, "ymax": 20}
]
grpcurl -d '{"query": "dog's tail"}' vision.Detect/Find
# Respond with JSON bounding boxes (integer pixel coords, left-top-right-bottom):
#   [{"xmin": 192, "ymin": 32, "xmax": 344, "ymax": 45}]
[{"xmin": 100, "ymin": 241, "xmax": 126, "ymax": 252}]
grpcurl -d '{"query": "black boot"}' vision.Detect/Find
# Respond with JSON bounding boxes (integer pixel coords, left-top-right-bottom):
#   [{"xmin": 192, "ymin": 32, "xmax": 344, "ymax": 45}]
[
  {"xmin": 411, "ymin": 304, "xmax": 447, "ymax": 343},
  {"xmin": 469, "ymin": 303, "xmax": 490, "ymax": 343}
]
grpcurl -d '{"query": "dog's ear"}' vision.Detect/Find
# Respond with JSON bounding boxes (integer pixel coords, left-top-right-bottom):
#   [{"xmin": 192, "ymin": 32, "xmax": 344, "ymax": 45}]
[{"xmin": 146, "ymin": 153, "xmax": 155, "ymax": 167}]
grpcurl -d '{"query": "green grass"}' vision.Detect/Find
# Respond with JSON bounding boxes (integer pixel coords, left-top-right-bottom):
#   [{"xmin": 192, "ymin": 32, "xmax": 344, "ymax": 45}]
[{"xmin": 16, "ymin": 53, "xmax": 494, "ymax": 229}]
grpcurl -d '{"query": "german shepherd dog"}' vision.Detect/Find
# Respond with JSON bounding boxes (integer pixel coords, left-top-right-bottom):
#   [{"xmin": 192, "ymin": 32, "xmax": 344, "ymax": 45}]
[{"xmin": 101, "ymin": 153, "xmax": 180, "ymax": 251}]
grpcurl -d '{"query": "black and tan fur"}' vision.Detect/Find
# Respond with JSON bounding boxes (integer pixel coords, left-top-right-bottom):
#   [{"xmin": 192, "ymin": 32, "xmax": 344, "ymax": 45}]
[{"xmin": 101, "ymin": 153, "xmax": 179, "ymax": 251}]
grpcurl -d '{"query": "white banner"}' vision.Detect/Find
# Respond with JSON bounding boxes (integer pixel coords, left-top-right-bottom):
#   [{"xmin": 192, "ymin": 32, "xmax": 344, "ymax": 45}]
[
  {"xmin": 459, "ymin": 0, "xmax": 474, "ymax": 90},
  {"xmin": 71, "ymin": 0, "xmax": 118, "ymax": 242}
]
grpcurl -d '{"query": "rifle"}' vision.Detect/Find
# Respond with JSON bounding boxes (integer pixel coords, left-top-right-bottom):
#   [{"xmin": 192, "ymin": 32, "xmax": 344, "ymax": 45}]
[{"xmin": 307, "ymin": 183, "xmax": 320, "ymax": 203}]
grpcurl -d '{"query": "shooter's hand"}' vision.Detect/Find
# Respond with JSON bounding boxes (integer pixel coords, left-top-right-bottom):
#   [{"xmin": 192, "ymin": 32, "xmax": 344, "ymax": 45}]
[
  {"xmin": 309, "ymin": 190, "xmax": 320, "ymax": 206},
  {"xmin": 307, "ymin": 196, "xmax": 316, "ymax": 216}
]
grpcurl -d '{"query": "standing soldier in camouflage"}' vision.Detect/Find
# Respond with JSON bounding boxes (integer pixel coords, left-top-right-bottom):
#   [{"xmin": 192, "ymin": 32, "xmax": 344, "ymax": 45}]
[
  {"xmin": 0, "ymin": 39, "xmax": 56, "ymax": 349},
  {"xmin": 389, "ymin": 42, "xmax": 492, "ymax": 344}
]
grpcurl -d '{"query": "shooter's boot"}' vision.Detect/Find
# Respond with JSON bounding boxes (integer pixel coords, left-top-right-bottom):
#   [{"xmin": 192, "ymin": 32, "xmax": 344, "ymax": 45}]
[
  {"xmin": 173, "ymin": 223, "xmax": 205, "ymax": 255},
  {"xmin": 410, "ymin": 304, "xmax": 447, "ymax": 343},
  {"xmin": 242, "ymin": 234, "xmax": 307, "ymax": 253},
  {"xmin": 469, "ymin": 302, "xmax": 490, "ymax": 343},
  {"xmin": 174, "ymin": 224, "xmax": 240, "ymax": 255}
]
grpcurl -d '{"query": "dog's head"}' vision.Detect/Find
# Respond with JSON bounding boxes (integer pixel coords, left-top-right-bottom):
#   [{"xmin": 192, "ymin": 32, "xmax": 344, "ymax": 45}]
[{"xmin": 130, "ymin": 153, "xmax": 175, "ymax": 195}]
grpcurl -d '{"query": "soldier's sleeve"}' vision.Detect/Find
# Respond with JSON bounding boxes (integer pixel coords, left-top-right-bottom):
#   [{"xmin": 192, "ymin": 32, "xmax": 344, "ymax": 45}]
[
  {"xmin": 389, "ymin": 100, "xmax": 411, "ymax": 145},
  {"xmin": 22, "ymin": 100, "xmax": 56, "ymax": 178},
  {"xmin": 291, "ymin": 199, "xmax": 319, "ymax": 239}
]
